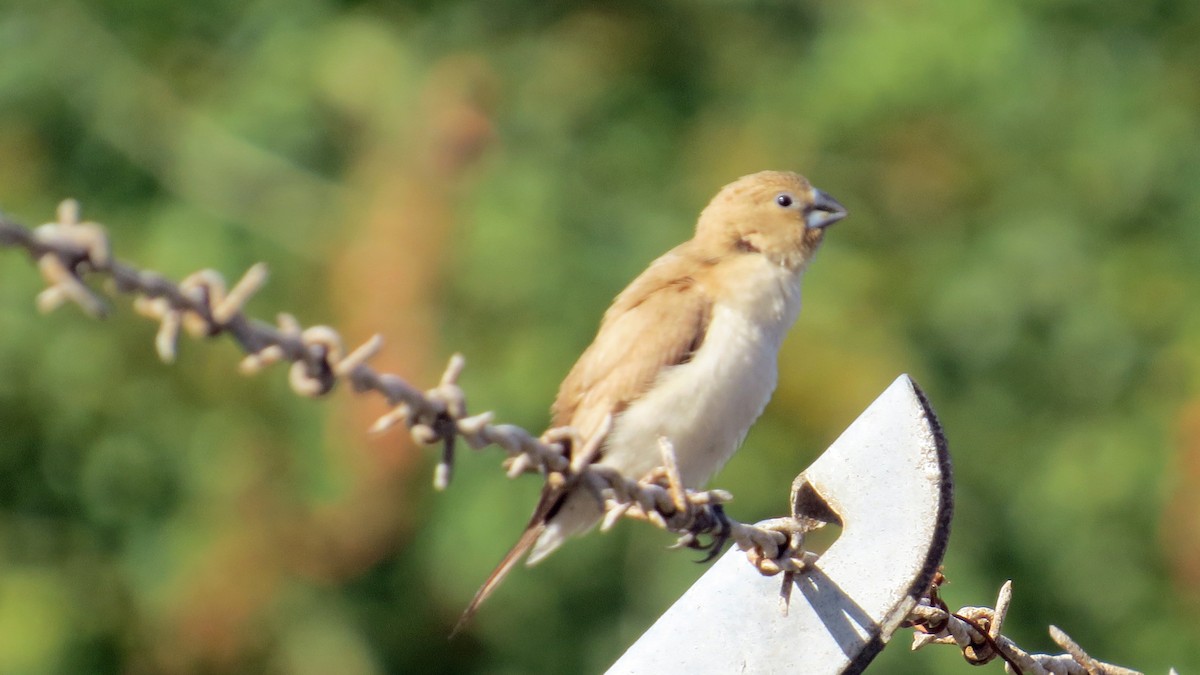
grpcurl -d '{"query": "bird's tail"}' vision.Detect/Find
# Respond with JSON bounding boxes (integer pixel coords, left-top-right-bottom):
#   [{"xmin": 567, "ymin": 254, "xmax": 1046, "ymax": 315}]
[{"xmin": 451, "ymin": 520, "xmax": 547, "ymax": 637}]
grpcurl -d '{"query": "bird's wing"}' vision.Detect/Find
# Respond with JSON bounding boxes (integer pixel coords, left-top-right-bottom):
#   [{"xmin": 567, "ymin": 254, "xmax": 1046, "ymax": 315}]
[
  {"xmin": 453, "ymin": 250, "xmax": 715, "ymax": 634},
  {"xmin": 550, "ymin": 249, "xmax": 715, "ymax": 442}
]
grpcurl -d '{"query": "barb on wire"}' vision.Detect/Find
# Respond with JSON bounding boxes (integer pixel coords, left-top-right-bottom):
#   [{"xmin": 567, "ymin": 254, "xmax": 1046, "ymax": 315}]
[
  {"xmin": 0, "ymin": 200, "xmax": 812, "ymax": 575},
  {"xmin": 904, "ymin": 572, "xmax": 1171, "ymax": 675}
]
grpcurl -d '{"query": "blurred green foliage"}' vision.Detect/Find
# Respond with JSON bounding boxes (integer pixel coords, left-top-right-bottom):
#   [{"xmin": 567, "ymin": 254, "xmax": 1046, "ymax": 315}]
[{"xmin": 2, "ymin": 0, "xmax": 1200, "ymax": 672}]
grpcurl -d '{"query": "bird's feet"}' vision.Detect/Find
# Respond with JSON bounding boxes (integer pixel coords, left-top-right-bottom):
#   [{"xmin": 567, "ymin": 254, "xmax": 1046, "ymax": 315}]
[{"xmin": 668, "ymin": 502, "xmax": 733, "ymax": 563}]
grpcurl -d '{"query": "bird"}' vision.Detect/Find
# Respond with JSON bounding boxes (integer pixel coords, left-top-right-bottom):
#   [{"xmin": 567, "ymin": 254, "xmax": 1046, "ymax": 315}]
[{"xmin": 455, "ymin": 170, "xmax": 846, "ymax": 632}]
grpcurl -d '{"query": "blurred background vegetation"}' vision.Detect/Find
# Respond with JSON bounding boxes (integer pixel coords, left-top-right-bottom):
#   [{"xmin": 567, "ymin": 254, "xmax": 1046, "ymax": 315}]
[{"xmin": 1, "ymin": 0, "xmax": 1199, "ymax": 672}]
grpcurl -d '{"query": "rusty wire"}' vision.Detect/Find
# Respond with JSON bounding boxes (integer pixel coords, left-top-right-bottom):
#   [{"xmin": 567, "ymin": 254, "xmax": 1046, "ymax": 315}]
[
  {"xmin": 0, "ymin": 200, "xmax": 808, "ymax": 573},
  {"xmin": 904, "ymin": 573, "xmax": 1171, "ymax": 675}
]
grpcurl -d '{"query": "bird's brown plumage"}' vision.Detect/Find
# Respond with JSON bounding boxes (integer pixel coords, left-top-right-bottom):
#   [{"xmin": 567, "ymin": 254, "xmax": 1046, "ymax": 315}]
[{"xmin": 551, "ymin": 253, "xmax": 714, "ymax": 439}]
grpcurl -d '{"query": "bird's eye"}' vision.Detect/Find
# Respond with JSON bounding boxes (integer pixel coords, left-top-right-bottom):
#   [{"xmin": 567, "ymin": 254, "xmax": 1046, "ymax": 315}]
[{"xmin": 775, "ymin": 193, "xmax": 794, "ymax": 208}]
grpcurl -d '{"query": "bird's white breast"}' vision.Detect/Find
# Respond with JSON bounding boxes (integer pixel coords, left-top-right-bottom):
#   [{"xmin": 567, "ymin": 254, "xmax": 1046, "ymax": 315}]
[{"xmin": 599, "ymin": 259, "xmax": 804, "ymax": 487}]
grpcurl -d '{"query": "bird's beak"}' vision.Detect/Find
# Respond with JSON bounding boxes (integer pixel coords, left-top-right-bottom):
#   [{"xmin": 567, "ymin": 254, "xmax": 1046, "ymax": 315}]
[{"xmin": 806, "ymin": 188, "xmax": 848, "ymax": 230}]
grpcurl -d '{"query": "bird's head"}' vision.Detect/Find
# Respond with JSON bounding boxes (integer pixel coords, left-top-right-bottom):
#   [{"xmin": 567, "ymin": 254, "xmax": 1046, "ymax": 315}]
[{"xmin": 696, "ymin": 170, "xmax": 847, "ymax": 270}]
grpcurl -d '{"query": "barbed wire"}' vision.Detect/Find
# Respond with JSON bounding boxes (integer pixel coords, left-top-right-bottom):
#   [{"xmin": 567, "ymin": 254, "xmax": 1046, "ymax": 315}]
[
  {"xmin": 904, "ymin": 572, "xmax": 1174, "ymax": 675},
  {"xmin": 2, "ymin": 202, "xmax": 1173, "ymax": 673},
  {"xmin": 0, "ymin": 199, "xmax": 810, "ymax": 575}
]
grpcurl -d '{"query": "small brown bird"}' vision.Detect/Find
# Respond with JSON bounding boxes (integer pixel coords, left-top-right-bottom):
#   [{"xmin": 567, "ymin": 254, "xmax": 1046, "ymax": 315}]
[{"xmin": 456, "ymin": 170, "xmax": 846, "ymax": 631}]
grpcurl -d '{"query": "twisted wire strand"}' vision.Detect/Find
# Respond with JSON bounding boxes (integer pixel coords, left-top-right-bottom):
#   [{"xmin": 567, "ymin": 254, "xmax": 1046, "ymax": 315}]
[
  {"xmin": 904, "ymin": 573, "xmax": 1168, "ymax": 675},
  {"xmin": 2, "ymin": 202, "xmax": 1172, "ymax": 673}
]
